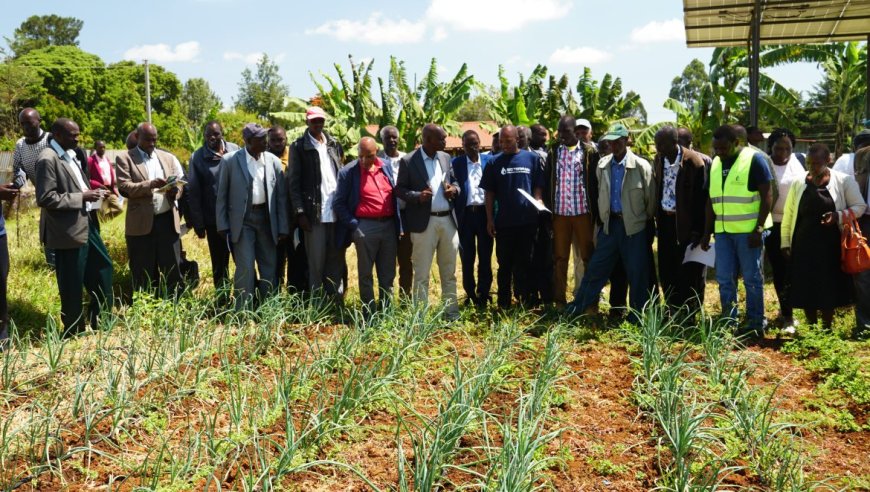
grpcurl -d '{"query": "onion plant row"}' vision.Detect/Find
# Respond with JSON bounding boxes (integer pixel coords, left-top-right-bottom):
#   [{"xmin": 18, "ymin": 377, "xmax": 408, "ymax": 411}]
[{"xmin": 625, "ymin": 302, "xmax": 836, "ymax": 491}]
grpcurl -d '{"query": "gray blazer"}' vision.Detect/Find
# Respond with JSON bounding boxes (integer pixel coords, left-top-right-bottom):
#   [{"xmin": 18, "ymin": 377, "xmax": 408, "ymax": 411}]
[
  {"xmin": 215, "ymin": 148, "xmax": 289, "ymax": 244},
  {"xmin": 395, "ymin": 147, "xmax": 458, "ymax": 233},
  {"xmin": 35, "ymin": 146, "xmax": 91, "ymax": 250}
]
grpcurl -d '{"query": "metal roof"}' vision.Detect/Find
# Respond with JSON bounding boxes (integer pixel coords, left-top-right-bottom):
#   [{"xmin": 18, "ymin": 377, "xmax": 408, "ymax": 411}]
[{"xmin": 684, "ymin": 0, "xmax": 870, "ymax": 47}]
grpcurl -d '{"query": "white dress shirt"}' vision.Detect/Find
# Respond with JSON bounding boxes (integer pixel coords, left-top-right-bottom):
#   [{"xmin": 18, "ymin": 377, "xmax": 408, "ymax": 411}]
[
  {"xmin": 246, "ymin": 148, "xmax": 267, "ymax": 205},
  {"xmin": 466, "ymin": 156, "xmax": 485, "ymax": 206},
  {"xmin": 422, "ymin": 149, "xmax": 449, "ymax": 212},
  {"xmin": 139, "ymin": 147, "xmax": 184, "ymax": 215},
  {"xmin": 50, "ymin": 139, "xmax": 93, "ymax": 212},
  {"xmin": 309, "ymin": 133, "xmax": 337, "ymax": 223}
]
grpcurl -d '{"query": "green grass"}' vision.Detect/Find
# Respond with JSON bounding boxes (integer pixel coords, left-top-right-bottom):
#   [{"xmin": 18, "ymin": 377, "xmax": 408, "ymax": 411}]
[{"xmin": 0, "ymin": 206, "xmax": 865, "ymax": 489}]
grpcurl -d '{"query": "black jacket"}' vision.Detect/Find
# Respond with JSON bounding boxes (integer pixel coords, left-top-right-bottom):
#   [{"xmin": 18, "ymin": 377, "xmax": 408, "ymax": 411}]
[
  {"xmin": 287, "ymin": 130, "xmax": 344, "ymax": 224},
  {"xmin": 185, "ymin": 140, "xmax": 240, "ymax": 230}
]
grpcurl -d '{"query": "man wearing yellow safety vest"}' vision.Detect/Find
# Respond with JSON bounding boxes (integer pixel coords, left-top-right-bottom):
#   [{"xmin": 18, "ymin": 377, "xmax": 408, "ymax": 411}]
[{"xmin": 701, "ymin": 124, "xmax": 773, "ymax": 337}]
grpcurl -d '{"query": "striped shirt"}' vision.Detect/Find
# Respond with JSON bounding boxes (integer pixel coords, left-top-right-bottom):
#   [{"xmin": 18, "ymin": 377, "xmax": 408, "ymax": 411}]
[
  {"xmin": 13, "ymin": 130, "xmax": 50, "ymax": 184},
  {"xmin": 555, "ymin": 145, "xmax": 588, "ymax": 216}
]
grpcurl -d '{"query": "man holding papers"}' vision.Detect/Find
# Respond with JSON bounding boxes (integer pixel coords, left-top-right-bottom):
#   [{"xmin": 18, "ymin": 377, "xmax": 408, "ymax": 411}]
[
  {"xmin": 653, "ymin": 126, "xmax": 709, "ymax": 313},
  {"xmin": 116, "ymin": 122, "xmax": 186, "ymax": 295},
  {"xmin": 481, "ymin": 125, "xmax": 545, "ymax": 308},
  {"xmin": 567, "ymin": 124, "xmax": 656, "ymax": 322}
]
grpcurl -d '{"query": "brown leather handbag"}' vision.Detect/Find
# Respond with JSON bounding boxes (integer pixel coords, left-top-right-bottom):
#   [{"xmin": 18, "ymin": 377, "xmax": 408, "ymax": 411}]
[{"xmin": 841, "ymin": 209, "xmax": 870, "ymax": 274}]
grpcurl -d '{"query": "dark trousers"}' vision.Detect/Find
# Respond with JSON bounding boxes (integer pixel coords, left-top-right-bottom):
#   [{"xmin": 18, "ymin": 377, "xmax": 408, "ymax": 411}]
[
  {"xmin": 127, "ymin": 211, "xmax": 181, "ymax": 296},
  {"xmin": 54, "ymin": 220, "xmax": 113, "ymax": 335},
  {"xmin": 657, "ymin": 213, "xmax": 705, "ymax": 312},
  {"xmin": 496, "ymin": 223, "xmax": 537, "ymax": 308},
  {"xmin": 764, "ymin": 222, "xmax": 792, "ymax": 319},
  {"xmin": 459, "ymin": 206, "xmax": 493, "ymax": 304},
  {"xmin": 0, "ymin": 235, "xmax": 8, "ymax": 339},
  {"xmin": 572, "ymin": 218, "xmax": 652, "ymax": 322},
  {"xmin": 530, "ymin": 214, "xmax": 554, "ymax": 305},
  {"xmin": 397, "ymin": 230, "xmax": 413, "ymax": 296},
  {"xmin": 277, "ymin": 227, "xmax": 309, "ymax": 293},
  {"xmin": 606, "ymin": 219, "xmax": 658, "ymax": 313},
  {"xmin": 204, "ymin": 223, "xmax": 231, "ymax": 292}
]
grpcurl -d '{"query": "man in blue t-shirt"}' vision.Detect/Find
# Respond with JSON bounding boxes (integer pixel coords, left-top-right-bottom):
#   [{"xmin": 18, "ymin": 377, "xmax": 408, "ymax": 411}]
[{"xmin": 480, "ymin": 125, "xmax": 545, "ymax": 308}]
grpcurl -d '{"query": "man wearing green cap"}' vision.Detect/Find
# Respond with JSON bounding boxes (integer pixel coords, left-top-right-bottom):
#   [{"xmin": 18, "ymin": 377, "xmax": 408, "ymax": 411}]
[{"xmin": 567, "ymin": 123, "xmax": 656, "ymax": 322}]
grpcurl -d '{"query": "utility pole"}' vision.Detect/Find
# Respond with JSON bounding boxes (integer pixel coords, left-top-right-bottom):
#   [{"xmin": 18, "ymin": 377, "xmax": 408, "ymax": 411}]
[{"xmin": 144, "ymin": 59, "xmax": 152, "ymax": 124}]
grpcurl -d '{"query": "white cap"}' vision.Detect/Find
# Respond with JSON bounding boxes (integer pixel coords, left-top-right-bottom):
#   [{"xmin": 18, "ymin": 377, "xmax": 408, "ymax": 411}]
[{"xmin": 575, "ymin": 118, "xmax": 592, "ymax": 129}]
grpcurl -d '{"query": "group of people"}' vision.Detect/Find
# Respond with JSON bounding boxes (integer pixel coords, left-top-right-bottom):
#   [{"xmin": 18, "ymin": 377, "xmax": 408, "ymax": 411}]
[{"xmin": 2, "ymin": 104, "xmax": 870, "ymax": 343}]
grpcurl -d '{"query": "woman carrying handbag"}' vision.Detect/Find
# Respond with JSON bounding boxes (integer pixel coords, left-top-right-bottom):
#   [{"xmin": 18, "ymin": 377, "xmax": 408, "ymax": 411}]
[{"xmin": 781, "ymin": 143, "xmax": 866, "ymax": 330}]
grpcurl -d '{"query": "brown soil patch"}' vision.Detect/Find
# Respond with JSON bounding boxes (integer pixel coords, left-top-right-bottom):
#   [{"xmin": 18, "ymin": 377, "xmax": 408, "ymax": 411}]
[{"xmin": 746, "ymin": 346, "xmax": 870, "ymax": 486}]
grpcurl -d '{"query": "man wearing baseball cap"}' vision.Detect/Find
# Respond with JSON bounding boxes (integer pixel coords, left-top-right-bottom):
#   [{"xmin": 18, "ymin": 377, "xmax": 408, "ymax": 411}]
[
  {"xmin": 567, "ymin": 123, "xmax": 656, "ymax": 322},
  {"xmin": 287, "ymin": 107, "xmax": 346, "ymax": 297},
  {"xmin": 574, "ymin": 118, "xmax": 597, "ymax": 151},
  {"xmin": 216, "ymin": 123, "xmax": 288, "ymax": 310}
]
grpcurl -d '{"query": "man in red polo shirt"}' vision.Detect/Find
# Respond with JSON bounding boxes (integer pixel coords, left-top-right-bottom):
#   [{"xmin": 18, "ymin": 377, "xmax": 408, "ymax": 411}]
[{"xmin": 333, "ymin": 137, "xmax": 402, "ymax": 310}]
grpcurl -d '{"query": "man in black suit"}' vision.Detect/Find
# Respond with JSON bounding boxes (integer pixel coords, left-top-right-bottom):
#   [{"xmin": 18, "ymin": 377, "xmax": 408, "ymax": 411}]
[
  {"xmin": 451, "ymin": 130, "xmax": 494, "ymax": 306},
  {"xmin": 36, "ymin": 118, "xmax": 113, "ymax": 336},
  {"xmin": 395, "ymin": 124, "xmax": 461, "ymax": 320}
]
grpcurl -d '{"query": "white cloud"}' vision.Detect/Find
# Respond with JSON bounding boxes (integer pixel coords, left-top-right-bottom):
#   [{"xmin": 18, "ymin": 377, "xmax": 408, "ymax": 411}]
[
  {"xmin": 629, "ymin": 18, "xmax": 685, "ymax": 43},
  {"xmin": 426, "ymin": 0, "xmax": 571, "ymax": 32},
  {"xmin": 306, "ymin": 12, "xmax": 427, "ymax": 44},
  {"xmin": 548, "ymin": 46, "xmax": 611, "ymax": 65},
  {"xmin": 123, "ymin": 41, "xmax": 200, "ymax": 62},
  {"xmin": 433, "ymin": 26, "xmax": 448, "ymax": 42},
  {"xmin": 223, "ymin": 52, "xmax": 285, "ymax": 64}
]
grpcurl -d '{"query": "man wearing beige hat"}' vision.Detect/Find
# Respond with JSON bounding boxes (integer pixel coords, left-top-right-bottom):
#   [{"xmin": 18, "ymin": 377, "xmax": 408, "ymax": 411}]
[
  {"xmin": 216, "ymin": 123, "xmax": 288, "ymax": 309},
  {"xmin": 287, "ymin": 107, "xmax": 346, "ymax": 297}
]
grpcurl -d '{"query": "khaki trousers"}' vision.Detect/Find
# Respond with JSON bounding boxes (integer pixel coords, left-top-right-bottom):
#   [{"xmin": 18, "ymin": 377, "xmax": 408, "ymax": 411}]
[
  {"xmin": 410, "ymin": 215, "xmax": 459, "ymax": 317},
  {"xmin": 552, "ymin": 213, "xmax": 594, "ymax": 304}
]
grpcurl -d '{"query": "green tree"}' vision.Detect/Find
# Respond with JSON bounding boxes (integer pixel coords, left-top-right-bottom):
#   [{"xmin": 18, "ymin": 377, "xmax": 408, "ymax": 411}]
[
  {"xmin": 762, "ymin": 42, "xmax": 867, "ymax": 155},
  {"xmin": 13, "ymin": 45, "xmax": 104, "ymax": 135},
  {"xmin": 0, "ymin": 61, "xmax": 41, "ymax": 144},
  {"xmin": 456, "ymin": 91, "xmax": 493, "ymax": 122},
  {"xmin": 669, "ymin": 59, "xmax": 707, "ymax": 110},
  {"xmin": 180, "ymin": 78, "xmax": 222, "ymax": 127},
  {"xmin": 385, "ymin": 57, "xmax": 474, "ymax": 152},
  {"xmin": 6, "ymin": 15, "xmax": 83, "ymax": 58},
  {"xmin": 575, "ymin": 67, "xmax": 647, "ymax": 137},
  {"xmin": 235, "ymin": 54, "xmax": 289, "ymax": 118}
]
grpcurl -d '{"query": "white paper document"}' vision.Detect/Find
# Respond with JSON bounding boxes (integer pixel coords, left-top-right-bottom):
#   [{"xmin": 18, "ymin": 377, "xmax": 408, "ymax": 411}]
[
  {"xmin": 518, "ymin": 188, "xmax": 550, "ymax": 213},
  {"xmin": 684, "ymin": 243, "xmax": 715, "ymax": 268}
]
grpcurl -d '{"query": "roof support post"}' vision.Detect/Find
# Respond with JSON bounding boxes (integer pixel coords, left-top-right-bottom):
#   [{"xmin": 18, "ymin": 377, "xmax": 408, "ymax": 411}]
[
  {"xmin": 749, "ymin": 0, "xmax": 762, "ymax": 127},
  {"xmin": 865, "ymin": 33, "xmax": 869, "ymax": 123}
]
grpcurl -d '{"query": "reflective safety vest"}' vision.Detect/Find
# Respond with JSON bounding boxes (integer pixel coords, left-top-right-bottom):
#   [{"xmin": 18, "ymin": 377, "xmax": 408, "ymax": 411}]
[{"xmin": 710, "ymin": 147, "xmax": 773, "ymax": 233}]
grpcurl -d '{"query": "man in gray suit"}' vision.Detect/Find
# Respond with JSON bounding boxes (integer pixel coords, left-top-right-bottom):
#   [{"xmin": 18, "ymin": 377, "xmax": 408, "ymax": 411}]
[
  {"xmin": 395, "ymin": 124, "xmax": 461, "ymax": 320},
  {"xmin": 216, "ymin": 123, "xmax": 288, "ymax": 310},
  {"xmin": 36, "ymin": 118, "xmax": 113, "ymax": 336}
]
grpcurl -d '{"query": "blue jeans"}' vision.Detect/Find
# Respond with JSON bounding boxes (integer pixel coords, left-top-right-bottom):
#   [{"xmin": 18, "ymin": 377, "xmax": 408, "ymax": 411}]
[
  {"xmin": 714, "ymin": 232, "xmax": 765, "ymax": 328},
  {"xmin": 570, "ymin": 218, "xmax": 651, "ymax": 322}
]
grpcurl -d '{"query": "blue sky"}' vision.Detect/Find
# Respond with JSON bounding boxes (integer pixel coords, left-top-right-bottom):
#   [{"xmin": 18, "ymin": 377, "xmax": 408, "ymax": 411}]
[{"xmin": 2, "ymin": 0, "xmax": 825, "ymax": 124}]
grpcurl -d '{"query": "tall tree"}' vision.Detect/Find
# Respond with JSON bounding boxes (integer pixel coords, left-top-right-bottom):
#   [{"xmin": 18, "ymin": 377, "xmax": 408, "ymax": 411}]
[
  {"xmin": 576, "ymin": 67, "xmax": 647, "ymax": 137},
  {"xmin": 669, "ymin": 59, "xmax": 707, "ymax": 110},
  {"xmin": 0, "ymin": 61, "xmax": 40, "ymax": 142},
  {"xmin": 6, "ymin": 15, "xmax": 83, "ymax": 58},
  {"xmin": 181, "ymin": 78, "xmax": 222, "ymax": 126},
  {"xmin": 234, "ymin": 54, "xmax": 289, "ymax": 118}
]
